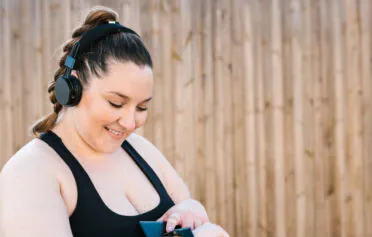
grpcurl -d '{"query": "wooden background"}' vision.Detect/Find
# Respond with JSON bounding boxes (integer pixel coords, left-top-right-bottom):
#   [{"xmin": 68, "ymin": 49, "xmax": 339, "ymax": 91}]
[{"xmin": 1, "ymin": 0, "xmax": 372, "ymax": 236}]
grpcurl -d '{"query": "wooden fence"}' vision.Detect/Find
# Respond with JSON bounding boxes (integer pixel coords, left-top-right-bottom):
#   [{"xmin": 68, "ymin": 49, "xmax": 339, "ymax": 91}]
[{"xmin": 1, "ymin": 0, "xmax": 372, "ymax": 236}]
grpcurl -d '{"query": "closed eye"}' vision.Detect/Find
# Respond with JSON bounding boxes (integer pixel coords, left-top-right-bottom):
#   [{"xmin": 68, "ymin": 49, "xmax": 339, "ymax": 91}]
[
  {"xmin": 109, "ymin": 101, "xmax": 148, "ymax": 111},
  {"xmin": 109, "ymin": 101, "xmax": 122, "ymax": 108},
  {"xmin": 136, "ymin": 107, "xmax": 148, "ymax": 111}
]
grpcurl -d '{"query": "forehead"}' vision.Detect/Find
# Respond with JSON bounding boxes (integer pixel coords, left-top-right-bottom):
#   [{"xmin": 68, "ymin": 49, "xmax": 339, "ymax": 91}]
[{"xmin": 90, "ymin": 61, "xmax": 153, "ymax": 99}]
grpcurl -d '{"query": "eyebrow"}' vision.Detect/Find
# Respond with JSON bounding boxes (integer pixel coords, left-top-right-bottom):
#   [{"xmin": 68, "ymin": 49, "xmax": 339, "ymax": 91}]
[{"xmin": 109, "ymin": 91, "xmax": 152, "ymax": 103}]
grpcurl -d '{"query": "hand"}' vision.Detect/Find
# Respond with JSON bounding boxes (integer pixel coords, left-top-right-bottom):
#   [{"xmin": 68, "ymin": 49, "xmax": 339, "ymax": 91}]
[
  {"xmin": 192, "ymin": 222, "xmax": 230, "ymax": 237},
  {"xmin": 157, "ymin": 199, "xmax": 209, "ymax": 233}
]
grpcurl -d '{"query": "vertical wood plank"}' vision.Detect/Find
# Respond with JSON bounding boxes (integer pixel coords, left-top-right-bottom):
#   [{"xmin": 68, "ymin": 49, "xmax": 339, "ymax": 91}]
[
  {"xmin": 159, "ymin": 0, "xmax": 175, "ymax": 172},
  {"xmin": 360, "ymin": 0, "xmax": 372, "ymax": 236},
  {"xmin": 121, "ymin": 0, "xmax": 141, "ymax": 33},
  {"xmin": 11, "ymin": 0, "xmax": 23, "ymax": 152},
  {"xmin": 0, "ymin": 0, "xmax": 5, "ymax": 165},
  {"xmin": 180, "ymin": 0, "xmax": 196, "ymax": 199},
  {"xmin": 41, "ymin": 0, "xmax": 53, "ymax": 116},
  {"xmin": 201, "ymin": 0, "xmax": 217, "ymax": 223},
  {"xmin": 150, "ymin": 0, "xmax": 165, "ymax": 152},
  {"xmin": 1, "ymin": 0, "xmax": 14, "ymax": 165},
  {"xmin": 282, "ymin": 0, "xmax": 296, "ymax": 235},
  {"xmin": 252, "ymin": 0, "xmax": 268, "ymax": 236},
  {"xmin": 290, "ymin": 0, "xmax": 307, "ymax": 237},
  {"xmin": 21, "ymin": 0, "xmax": 33, "ymax": 141},
  {"xmin": 271, "ymin": 0, "xmax": 286, "ymax": 236},
  {"xmin": 319, "ymin": 0, "xmax": 338, "ymax": 236},
  {"xmin": 219, "ymin": 0, "xmax": 234, "ymax": 233},
  {"xmin": 344, "ymin": 0, "xmax": 365, "ymax": 236},
  {"xmin": 172, "ymin": 0, "xmax": 196, "ymax": 200},
  {"xmin": 191, "ymin": 0, "xmax": 204, "ymax": 204},
  {"xmin": 231, "ymin": 0, "xmax": 245, "ymax": 234},
  {"xmin": 242, "ymin": 0, "xmax": 257, "ymax": 236},
  {"xmin": 311, "ymin": 0, "xmax": 332, "ymax": 236},
  {"xmin": 0, "ymin": 0, "xmax": 3, "ymax": 164},
  {"xmin": 331, "ymin": 0, "xmax": 348, "ymax": 236},
  {"xmin": 261, "ymin": 0, "xmax": 277, "ymax": 235},
  {"xmin": 213, "ymin": 0, "xmax": 227, "ymax": 226},
  {"xmin": 31, "ymin": 0, "xmax": 44, "ymax": 135},
  {"xmin": 139, "ymin": 0, "xmax": 155, "ymax": 141}
]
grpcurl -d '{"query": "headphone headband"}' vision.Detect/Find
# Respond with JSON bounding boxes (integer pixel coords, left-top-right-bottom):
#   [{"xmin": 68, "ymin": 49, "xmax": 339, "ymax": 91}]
[{"xmin": 64, "ymin": 22, "xmax": 139, "ymax": 72}]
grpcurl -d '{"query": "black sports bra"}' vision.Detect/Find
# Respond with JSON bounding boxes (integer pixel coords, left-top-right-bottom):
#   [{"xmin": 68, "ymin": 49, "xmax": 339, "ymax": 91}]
[{"xmin": 39, "ymin": 130, "xmax": 175, "ymax": 237}]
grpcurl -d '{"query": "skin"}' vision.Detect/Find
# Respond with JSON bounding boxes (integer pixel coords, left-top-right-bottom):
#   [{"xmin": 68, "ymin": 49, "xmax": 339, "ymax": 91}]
[{"xmin": 0, "ymin": 60, "xmax": 228, "ymax": 237}]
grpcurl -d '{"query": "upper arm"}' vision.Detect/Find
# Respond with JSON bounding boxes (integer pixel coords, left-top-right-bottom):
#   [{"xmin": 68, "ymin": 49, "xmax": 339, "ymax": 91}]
[
  {"xmin": 127, "ymin": 134, "xmax": 191, "ymax": 204},
  {"xmin": 0, "ymin": 146, "xmax": 73, "ymax": 237}
]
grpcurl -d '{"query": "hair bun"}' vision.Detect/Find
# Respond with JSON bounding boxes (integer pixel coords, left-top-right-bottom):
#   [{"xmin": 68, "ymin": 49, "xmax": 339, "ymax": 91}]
[
  {"xmin": 84, "ymin": 6, "xmax": 118, "ymax": 27},
  {"xmin": 72, "ymin": 6, "xmax": 119, "ymax": 38}
]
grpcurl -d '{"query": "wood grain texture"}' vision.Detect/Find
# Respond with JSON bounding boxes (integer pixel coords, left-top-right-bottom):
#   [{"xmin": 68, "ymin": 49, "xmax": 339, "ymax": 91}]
[{"xmin": 1, "ymin": 1, "xmax": 372, "ymax": 236}]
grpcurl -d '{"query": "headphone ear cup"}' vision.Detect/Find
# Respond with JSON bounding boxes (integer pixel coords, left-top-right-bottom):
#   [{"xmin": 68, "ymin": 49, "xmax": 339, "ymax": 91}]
[{"xmin": 55, "ymin": 75, "xmax": 83, "ymax": 106}]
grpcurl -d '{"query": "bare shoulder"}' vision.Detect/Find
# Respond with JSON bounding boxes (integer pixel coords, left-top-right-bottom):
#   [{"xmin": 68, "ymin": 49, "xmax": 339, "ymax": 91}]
[
  {"xmin": 126, "ymin": 133, "xmax": 174, "ymax": 176},
  {"xmin": 1, "ymin": 138, "xmax": 67, "ymax": 186},
  {"xmin": 125, "ymin": 133, "xmax": 167, "ymax": 184},
  {"xmin": 0, "ymin": 139, "xmax": 73, "ymax": 237},
  {"xmin": 126, "ymin": 133, "xmax": 191, "ymax": 203},
  {"xmin": 126, "ymin": 133, "xmax": 167, "ymax": 165},
  {"xmin": 126, "ymin": 132, "xmax": 159, "ymax": 155},
  {"xmin": 1, "ymin": 138, "xmax": 63, "ymax": 174}
]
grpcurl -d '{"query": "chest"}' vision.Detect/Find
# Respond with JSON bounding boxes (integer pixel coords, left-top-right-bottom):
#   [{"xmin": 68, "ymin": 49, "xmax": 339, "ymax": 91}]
[{"xmin": 57, "ymin": 151, "xmax": 165, "ymax": 217}]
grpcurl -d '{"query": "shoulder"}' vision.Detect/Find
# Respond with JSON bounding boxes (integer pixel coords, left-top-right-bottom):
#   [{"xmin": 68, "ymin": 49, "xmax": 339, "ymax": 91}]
[
  {"xmin": 125, "ymin": 133, "xmax": 169, "ymax": 182},
  {"xmin": 1, "ymin": 138, "xmax": 64, "ymax": 176},
  {"xmin": 126, "ymin": 133, "xmax": 169, "ymax": 164},
  {"xmin": 125, "ymin": 133, "xmax": 191, "ymax": 203},
  {"xmin": 0, "ymin": 138, "xmax": 64, "ymax": 204},
  {"xmin": 2, "ymin": 139, "xmax": 55, "ymax": 173},
  {"xmin": 0, "ymin": 139, "xmax": 73, "ymax": 236},
  {"xmin": 125, "ymin": 133, "xmax": 174, "ymax": 174},
  {"xmin": 126, "ymin": 132, "xmax": 158, "ymax": 153}
]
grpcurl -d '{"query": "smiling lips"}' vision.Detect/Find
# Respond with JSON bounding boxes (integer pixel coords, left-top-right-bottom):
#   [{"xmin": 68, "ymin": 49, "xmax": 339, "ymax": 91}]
[{"xmin": 104, "ymin": 126, "xmax": 124, "ymax": 139}]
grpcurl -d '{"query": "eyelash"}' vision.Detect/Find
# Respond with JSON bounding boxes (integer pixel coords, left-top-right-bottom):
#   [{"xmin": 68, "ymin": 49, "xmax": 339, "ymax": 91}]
[{"xmin": 108, "ymin": 101, "xmax": 148, "ymax": 111}]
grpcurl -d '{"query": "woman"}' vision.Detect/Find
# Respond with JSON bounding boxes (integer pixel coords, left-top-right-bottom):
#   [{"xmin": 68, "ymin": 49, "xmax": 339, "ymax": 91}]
[{"xmin": 0, "ymin": 6, "xmax": 229, "ymax": 237}]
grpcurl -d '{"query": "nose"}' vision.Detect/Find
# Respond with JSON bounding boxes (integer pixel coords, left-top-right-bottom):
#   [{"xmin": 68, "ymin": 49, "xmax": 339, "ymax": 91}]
[{"xmin": 118, "ymin": 107, "xmax": 136, "ymax": 132}]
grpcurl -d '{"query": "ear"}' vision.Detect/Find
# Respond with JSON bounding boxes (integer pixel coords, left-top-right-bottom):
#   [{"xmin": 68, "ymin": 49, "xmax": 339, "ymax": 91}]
[{"xmin": 71, "ymin": 70, "xmax": 78, "ymax": 78}]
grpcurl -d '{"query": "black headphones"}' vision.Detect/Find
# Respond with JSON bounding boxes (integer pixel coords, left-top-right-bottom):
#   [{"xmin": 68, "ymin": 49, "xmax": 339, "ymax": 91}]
[{"xmin": 54, "ymin": 21, "xmax": 140, "ymax": 107}]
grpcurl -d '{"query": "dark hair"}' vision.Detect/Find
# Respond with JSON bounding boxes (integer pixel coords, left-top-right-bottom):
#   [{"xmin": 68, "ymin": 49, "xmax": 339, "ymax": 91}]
[{"xmin": 31, "ymin": 6, "xmax": 152, "ymax": 138}]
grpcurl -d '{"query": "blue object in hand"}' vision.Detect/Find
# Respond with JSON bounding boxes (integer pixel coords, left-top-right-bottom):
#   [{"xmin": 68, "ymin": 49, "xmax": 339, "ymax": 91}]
[{"xmin": 139, "ymin": 221, "xmax": 194, "ymax": 237}]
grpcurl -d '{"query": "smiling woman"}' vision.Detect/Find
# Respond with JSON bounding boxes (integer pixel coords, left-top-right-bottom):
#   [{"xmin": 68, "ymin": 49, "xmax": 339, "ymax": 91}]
[{"xmin": 0, "ymin": 5, "xmax": 228, "ymax": 237}]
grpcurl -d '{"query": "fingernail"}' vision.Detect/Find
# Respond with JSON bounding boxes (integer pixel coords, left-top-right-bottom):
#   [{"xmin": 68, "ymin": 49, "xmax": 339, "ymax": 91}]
[{"xmin": 167, "ymin": 226, "xmax": 174, "ymax": 232}]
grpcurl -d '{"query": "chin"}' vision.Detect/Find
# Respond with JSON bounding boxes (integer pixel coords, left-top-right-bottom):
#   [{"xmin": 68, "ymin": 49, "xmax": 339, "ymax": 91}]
[
  {"xmin": 98, "ymin": 137, "xmax": 128, "ymax": 154},
  {"xmin": 97, "ymin": 144, "xmax": 122, "ymax": 154}
]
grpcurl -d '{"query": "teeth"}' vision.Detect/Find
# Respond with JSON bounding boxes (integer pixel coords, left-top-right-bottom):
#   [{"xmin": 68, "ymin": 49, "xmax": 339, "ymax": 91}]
[{"xmin": 106, "ymin": 127, "xmax": 122, "ymax": 136}]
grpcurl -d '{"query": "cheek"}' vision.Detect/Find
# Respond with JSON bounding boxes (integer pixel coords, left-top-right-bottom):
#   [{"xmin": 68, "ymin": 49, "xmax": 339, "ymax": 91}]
[
  {"xmin": 135, "ymin": 112, "xmax": 148, "ymax": 128},
  {"xmin": 89, "ymin": 100, "xmax": 118, "ymax": 124}
]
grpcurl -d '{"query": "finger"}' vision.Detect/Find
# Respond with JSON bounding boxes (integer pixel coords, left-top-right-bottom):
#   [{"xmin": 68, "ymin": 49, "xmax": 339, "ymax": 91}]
[
  {"xmin": 157, "ymin": 208, "xmax": 172, "ymax": 222},
  {"xmin": 166, "ymin": 212, "xmax": 181, "ymax": 232},
  {"xmin": 180, "ymin": 216, "xmax": 194, "ymax": 229}
]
